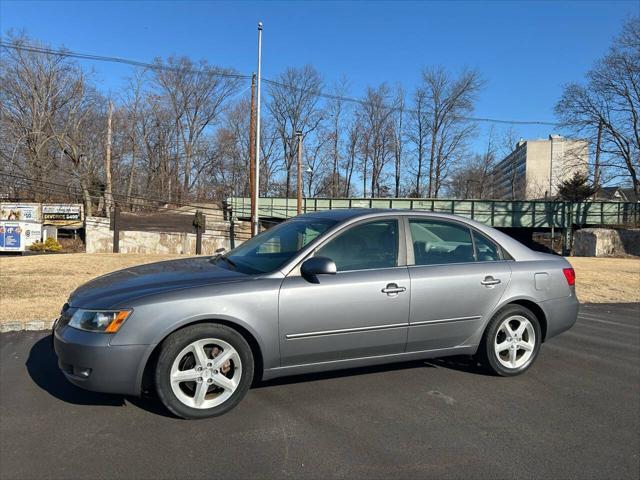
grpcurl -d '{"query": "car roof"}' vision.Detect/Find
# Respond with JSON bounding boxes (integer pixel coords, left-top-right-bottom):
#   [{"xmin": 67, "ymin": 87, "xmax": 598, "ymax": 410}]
[
  {"xmin": 300, "ymin": 208, "xmax": 470, "ymax": 222},
  {"xmin": 298, "ymin": 208, "xmax": 390, "ymax": 221}
]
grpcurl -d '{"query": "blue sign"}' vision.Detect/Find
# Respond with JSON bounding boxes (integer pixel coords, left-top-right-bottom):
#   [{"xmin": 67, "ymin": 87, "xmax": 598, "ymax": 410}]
[{"xmin": 3, "ymin": 224, "xmax": 21, "ymax": 250}]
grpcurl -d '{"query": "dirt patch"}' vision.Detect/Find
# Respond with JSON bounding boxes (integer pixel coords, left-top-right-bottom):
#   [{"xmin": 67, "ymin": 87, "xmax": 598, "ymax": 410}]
[{"xmin": 1, "ymin": 253, "xmax": 638, "ymax": 327}]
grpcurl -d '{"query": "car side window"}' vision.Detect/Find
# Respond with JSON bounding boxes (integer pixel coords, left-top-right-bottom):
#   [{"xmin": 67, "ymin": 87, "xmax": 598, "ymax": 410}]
[
  {"xmin": 316, "ymin": 220, "xmax": 399, "ymax": 272},
  {"xmin": 473, "ymin": 231, "xmax": 502, "ymax": 262},
  {"xmin": 409, "ymin": 219, "xmax": 474, "ymax": 265}
]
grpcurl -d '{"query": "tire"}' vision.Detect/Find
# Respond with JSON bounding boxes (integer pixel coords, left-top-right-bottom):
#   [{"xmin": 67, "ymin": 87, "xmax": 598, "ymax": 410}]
[
  {"xmin": 155, "ymin": 323, "xmax": 254, "ymax": 419},
  {"xmin": 478, "ymin": 305, "xmax": 542, "ymax": 377}
]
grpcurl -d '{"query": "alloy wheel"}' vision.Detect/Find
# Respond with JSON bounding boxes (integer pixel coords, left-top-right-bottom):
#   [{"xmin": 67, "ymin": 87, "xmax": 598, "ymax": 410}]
[
  {"xmin": 494, "ymin": 315, "xmax": 536, "ymax": 369},
  {"xmin": 169, "ymin": 338, "xmax": 242, "ymax": 409}
]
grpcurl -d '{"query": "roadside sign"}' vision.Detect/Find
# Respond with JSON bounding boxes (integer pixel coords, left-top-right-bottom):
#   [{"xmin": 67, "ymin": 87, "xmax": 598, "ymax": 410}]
[
  {"xmin": 42, "ymin": 204, "xmax": 83, "ymax": 227},
  {"xmin": 0, "ymin": 221, "xmax": 42, "ymax": 252},
  {"xmin": 1, "ymin": 223, "xmax": 22, "ymax": 250},
  {"xmin": 0, "ymin": 203, "xmax": 41, "ymax": 222}
]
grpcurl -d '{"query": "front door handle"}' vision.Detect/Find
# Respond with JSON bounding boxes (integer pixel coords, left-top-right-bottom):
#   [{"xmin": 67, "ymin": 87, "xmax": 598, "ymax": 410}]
[
  {"xmin": 481, "ymin": 276, "xmax": 501, "ymax": 286},
  {"xmin": 382, "ymin": 283, "xmax": 407, "ymax": 295}
]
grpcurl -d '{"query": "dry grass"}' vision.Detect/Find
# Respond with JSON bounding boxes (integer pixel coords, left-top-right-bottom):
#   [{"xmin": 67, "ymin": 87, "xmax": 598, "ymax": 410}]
[
  {"xmin": 1, "ymin": 253, "xmax": 638, "ymax": 325},
  {"xmin": 567, "ymin": 256, "xmax": 640, "ymax": 304},
  {"xmin": 0, "ymin": 253, "xmax": 181, "ymax": 323}
]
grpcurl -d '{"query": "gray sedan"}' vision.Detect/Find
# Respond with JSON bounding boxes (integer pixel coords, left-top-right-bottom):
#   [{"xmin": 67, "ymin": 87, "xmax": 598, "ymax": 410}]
[{"xmin": 53, "ymin": 209, "xmax": 579, "ymax": 419}]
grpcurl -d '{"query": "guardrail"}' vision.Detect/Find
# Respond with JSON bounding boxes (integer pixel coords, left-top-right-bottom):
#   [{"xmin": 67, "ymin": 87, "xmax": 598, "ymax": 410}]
[{"xmin": 227, "ymin": 197, "xmax": 639, "ymax": 229}]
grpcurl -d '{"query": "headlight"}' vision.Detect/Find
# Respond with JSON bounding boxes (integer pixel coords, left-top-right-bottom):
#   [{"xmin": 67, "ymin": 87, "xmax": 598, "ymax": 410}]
[{"xmin": 68, "ymin": 309, "xmax": 131, "ymax": 333}]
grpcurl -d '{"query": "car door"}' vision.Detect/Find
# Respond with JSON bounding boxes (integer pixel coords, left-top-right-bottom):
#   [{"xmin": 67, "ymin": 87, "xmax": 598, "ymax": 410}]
[
  {"xmin": 278, "ymin": 217, "xmax": 410, "ymax": 366},
  {"xmin": 406, "ymin": 217, "xmax": 511, "ymax": 352}
]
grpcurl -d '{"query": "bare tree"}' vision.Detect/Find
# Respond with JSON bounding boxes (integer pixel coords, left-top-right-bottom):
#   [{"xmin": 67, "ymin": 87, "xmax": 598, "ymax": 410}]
[
  {"xmin": 120, "ymin": 69, "xmax": 147, "ymax": 209},
  {"xmin": 407, "ymin": 87, "xmax": 428, "ymax": 196},
  {"xmin": 267, "ymin": 66, "xmax": 324, "ymax": 197},
  {"xmin": 391, "ymin": 85, "xmax": 406, "ymax": 197},
  {"xmin": 153, "ymin": 56, "xmax": 241, "ymax": 200},
  {"xmin": 302, "ymin": 128, "xmax": 331, "ymax": 197},
  {"xmin": 556, "ymin": 17, "xmax": 640, "ymax": 195},
  {"xmin": 421, "ymin": 67, "xmax": 484, "ymax": 197},
  {"xmin": 357, "ymin": 84, "xmax": 395, "ymax": 197},
  {"xmin": 0, "ymin": 34, "xmax": 87, "ymax": 201},
  {"xmin": 342, "ymin": 118, "xmax": 360, "ymax": 196},
  {"xmin": 447, "ymin": 129, "xmax": 497, "ymax": 199},
  {"xmin": 326, "ymin": 77, "xmax": 349, "ymax": 197}
]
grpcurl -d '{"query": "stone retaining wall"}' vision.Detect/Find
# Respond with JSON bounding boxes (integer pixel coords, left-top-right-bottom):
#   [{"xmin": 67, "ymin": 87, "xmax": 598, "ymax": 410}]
[
  {"xmin": 85, "ymin": 217, "xmax": 249, "ymax": 254},
  {"xmin": 573, "ymin": 228, "xmax": 640, "ymax": 257}
]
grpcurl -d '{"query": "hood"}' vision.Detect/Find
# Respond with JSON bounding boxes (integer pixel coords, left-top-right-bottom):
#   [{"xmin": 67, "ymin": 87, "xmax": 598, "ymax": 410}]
[{"xmin": 68, "ymin": 257, "xmax": 247, "ymax": 309}]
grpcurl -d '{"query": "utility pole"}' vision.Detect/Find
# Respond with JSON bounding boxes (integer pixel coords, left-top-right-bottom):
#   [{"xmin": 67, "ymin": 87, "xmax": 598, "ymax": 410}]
[
  {"xmin": 296, "ymin": 130, "xmax": 303, "ymax": 214},
  {"xmin": 105, "ymin": 99, "xmax": 114, "ymax": 217},
  {"xmin": 248, "ymin": 73, "xmax": 257, "ymax": 236},
  {"xmin": 594, "ymin": 119, "xmax": 603, "ymax": 197},
  {"xmin": 253, "ymin": 21, "xmax": 263, "ymax": 237}
]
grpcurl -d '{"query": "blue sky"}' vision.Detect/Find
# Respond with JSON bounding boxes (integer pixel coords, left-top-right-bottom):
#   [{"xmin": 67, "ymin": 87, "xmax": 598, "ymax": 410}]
[{"xmin": 1, "ymin": 0, "xmax": 637, "ymax": 151}]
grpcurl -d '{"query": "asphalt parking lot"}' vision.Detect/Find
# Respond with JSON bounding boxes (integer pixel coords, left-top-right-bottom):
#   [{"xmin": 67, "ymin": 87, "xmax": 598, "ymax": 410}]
[{"xmin": 1, "ymin": 303, "xmax": 638, "ymax": 480}]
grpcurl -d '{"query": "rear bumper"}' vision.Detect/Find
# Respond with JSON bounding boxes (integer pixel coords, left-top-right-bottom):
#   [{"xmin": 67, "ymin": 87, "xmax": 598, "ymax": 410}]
[
  {"xmin": 53, "ymin": 324, "xmax": 148, "ymax": 396},
  {"xmin": 541, "ymin": 294, "xmax": 579, "ymax": 340}
]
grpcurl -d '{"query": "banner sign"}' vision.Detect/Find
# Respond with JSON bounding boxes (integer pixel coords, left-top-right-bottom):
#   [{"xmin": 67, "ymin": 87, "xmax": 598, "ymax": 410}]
[
  {"xmin": 42, "ymin": 204, "xmax": 84, "ymax": 227},
  {"xmin": 0, "ymin": 203, "xmax": 40, "ymax": 222}
]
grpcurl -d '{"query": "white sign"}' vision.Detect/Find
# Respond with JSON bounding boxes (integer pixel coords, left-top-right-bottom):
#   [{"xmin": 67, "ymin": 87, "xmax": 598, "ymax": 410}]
[{"xmin": 0, "ymin": 203, "xmax": 40, "ymax": 222}]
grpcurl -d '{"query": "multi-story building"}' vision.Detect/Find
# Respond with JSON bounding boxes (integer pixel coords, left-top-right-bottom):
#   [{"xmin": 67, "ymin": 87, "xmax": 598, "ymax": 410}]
[{"xmin": 492, "ymin": 135, "xmax": 589, "ymax": 200}]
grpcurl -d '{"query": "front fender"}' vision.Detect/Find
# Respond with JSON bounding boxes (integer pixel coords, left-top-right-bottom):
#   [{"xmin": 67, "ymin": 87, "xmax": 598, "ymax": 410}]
[{"xmin": 109, "ymin": 278, "xmax": 283, "ymax": 385}]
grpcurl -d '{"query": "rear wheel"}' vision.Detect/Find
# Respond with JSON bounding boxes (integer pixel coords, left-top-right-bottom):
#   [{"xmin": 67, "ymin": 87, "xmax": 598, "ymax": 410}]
[
  {"xmin": 479, "ymin": 305, "xmax": 541, "ymax": 376},
  {"xmin": 155, "ymin": 324, "xmax": 254, "ymax": 419}
]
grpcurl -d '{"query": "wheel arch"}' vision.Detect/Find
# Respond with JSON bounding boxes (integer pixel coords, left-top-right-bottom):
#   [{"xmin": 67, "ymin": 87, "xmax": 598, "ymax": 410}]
[
  {"xmin": 140, "ymin": 318, "xmax": 265, "ymax": 395},
  {"xmin": 503, "ymin": 298, "xmax": 548, "ymax": 342}
]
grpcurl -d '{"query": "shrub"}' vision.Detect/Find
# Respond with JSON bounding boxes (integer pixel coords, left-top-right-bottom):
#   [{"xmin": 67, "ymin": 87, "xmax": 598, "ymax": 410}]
[{"xmin": 29, "ymin": 237, "xmax": 62, "ymax": 253}]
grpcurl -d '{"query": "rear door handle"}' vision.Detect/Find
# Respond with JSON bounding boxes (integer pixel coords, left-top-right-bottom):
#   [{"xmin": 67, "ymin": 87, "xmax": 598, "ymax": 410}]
[
  {"xmin": 481, "ymin": 276, "xmax": 501, "ymax": 286},
  {"xmin": 382, "ymin": 283, "xmax": 407, "ymax": 295}
]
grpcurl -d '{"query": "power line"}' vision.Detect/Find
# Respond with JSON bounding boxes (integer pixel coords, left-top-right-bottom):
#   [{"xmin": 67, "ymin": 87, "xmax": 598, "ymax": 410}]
[
  {"xmin": 1, "ymin": 171, "xmax": 232, "ymax": 215},
  {"xmin": 263, "ymin": 78, "xmax": 559, "ymax": 125},
  {"xmin": 0, "ymin": 42, "xmax": 252, "ymax": 81},
  {"xmin": 1, "ymin": 41, "xmax": 560, "ymax": 127}
]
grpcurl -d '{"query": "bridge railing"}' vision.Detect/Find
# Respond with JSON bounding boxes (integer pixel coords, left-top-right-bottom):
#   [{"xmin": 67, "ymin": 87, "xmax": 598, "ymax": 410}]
[{"xmin": 227, "ymin": 197, "xmax": 640, "ymax": 229}]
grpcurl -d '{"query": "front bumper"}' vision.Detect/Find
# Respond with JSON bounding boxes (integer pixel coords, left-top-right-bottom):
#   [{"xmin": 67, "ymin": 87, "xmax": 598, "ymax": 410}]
[{"xmin": 53, "ymin": 322, "xmax": 149, "ymax": 396}]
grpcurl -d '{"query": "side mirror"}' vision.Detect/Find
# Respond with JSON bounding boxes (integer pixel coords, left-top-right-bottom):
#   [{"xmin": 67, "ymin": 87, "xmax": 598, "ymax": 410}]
[{"xmin": 301, "ymin": 256, "xmax": 337, "ymax": 282}]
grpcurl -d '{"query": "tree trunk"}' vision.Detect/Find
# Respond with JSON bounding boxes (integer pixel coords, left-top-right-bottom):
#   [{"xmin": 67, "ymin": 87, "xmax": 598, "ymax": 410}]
[
  {"xmin": 428, "ymin": 130, "xmax": 436, "ymax": 198},
  {"xmin": 104, "ymin": 100, "xmax": 113, "ymax": 217},
  {"xmin": 126, "ymin": 140, "xmax": 136, "ymax": 211}
]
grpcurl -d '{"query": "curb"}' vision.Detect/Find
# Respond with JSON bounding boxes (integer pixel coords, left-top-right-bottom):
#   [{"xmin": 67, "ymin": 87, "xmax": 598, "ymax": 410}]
[{"xmin": 0, "ymin": 320, "xmax": 55, "ymax": 333}]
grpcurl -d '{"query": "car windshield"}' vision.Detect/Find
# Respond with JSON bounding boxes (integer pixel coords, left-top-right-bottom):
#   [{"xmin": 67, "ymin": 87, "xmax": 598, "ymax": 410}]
[{"xmin": 214, "ymin": 217, "xmax": 337, "ymax": 274}]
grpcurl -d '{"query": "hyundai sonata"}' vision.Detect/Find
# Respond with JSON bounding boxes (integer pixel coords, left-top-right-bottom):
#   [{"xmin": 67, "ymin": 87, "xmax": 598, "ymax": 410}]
[{"xmin": 53, "ymin": 209, "xmax": 578, "ymax": 419}]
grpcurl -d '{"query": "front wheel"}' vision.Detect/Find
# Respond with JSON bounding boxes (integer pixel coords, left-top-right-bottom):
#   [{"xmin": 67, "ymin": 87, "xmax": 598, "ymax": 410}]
[
  {"xmin": 478, "ymin": 305, "xmax": 542, "ymax": 376},
  {"xmin": 155, "ymin": 324, "xmax": 254, "ymax": 419}
]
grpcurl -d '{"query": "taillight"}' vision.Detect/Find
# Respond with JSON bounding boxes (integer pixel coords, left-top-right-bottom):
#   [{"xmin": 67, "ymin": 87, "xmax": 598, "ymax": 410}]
[{"xmin": 563, "ymin": 267, "xmax": 576, "ymax": 286}]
